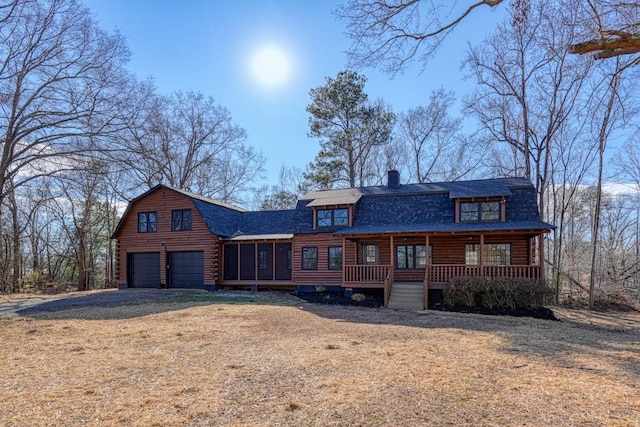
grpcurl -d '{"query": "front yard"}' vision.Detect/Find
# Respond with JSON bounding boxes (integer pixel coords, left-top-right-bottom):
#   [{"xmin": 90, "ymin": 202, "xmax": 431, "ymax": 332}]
[{"xmin": 1, "ymin": 290, "xmax": 639, "ymax": 426}]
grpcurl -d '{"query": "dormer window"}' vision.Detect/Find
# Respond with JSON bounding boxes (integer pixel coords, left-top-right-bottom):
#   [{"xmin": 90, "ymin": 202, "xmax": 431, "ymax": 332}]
[
  {"xmin": 317, "ymin": 208, "xmax": 348, "ymax": 227},
  {"xmin": 460, "ymin": 201, "xmax": 501, "ymax": 222}
]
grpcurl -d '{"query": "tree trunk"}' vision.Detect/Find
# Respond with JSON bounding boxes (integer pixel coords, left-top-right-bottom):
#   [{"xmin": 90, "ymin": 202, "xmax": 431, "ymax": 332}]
[{"xmin": 589, "ymin": 70, "xmax": 621, "ymax": 308}]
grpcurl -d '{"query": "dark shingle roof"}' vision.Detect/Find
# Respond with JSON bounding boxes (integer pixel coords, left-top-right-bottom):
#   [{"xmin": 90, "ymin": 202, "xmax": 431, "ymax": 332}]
[
  {"xmin": 232, "ymin": 210, "xmax": 295, "ymax": 237},
  {"xmin": 115, "ymin": 177, "xmax": 551, "ymax": 241},
  {"xmin": 193, "ymin": 201, "xmax": 294, "ymax": 238},
  {"xmin": 192, "ymin": 199, "xmax": 244, "ymax": 237},
  {"xmin": 300, "ymin": 176, "xmax": 532, "ymax": 202},
  {"xmin": 294, "ymin": 177, "xmax": 553, "ymax": 235}
]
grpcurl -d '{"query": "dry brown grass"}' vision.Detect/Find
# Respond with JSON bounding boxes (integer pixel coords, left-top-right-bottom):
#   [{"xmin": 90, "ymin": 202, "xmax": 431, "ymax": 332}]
[{"xmin": 1, "ymin": 291, "xmax": 639, "ymax": 426}]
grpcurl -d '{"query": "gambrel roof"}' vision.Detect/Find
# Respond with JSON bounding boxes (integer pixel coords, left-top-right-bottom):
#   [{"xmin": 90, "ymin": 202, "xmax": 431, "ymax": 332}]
[
  {"xmin": 291, "ymin": 177, "xmax": 552, "ymax": 235},
  {"xmin": 111, "ymin": 185, "xmax": 294, "ymax": 239}
]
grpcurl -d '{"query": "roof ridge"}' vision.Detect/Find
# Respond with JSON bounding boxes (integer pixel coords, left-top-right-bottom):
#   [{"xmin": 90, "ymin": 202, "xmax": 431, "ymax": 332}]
[{"xmin": 167, "ymin": 185, "xmax": 246, "ymax": 212}]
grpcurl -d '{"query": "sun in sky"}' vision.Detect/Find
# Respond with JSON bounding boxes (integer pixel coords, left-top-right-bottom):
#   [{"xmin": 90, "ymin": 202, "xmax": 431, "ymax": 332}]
[{"xmin": 250, "ymin": 44, "xmax": 292, "ymax": 88}]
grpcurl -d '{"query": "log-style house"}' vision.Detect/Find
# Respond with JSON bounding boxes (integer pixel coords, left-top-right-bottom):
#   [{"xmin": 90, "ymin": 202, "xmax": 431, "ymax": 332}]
[{"xmin": 112, "ymin": 172, "xmax": 552, "ymax": 309}]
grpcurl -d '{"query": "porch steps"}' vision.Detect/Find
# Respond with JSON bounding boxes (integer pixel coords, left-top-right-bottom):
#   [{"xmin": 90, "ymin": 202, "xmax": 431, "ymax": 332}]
[{"xmin": 387, "ymin": 282, "xmax": 424, "ymax": 310}]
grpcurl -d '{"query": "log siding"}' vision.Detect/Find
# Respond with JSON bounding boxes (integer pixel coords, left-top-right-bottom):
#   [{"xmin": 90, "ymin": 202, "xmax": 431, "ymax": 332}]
[{"xmin": 113, "ymin": 187, "xmax": 220, "ymax": 288}]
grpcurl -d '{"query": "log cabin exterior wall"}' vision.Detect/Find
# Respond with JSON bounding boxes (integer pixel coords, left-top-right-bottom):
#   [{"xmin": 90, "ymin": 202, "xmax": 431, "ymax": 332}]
[
  {"xmin": 113, "ymin": 177, "xmax": 551, "ymax": 300},
  {"xmin": 292, "ymin": 234, "xmax": 345, "ymax": 286},
  {"xmin": 113, "ymin": 187, "xmax": 221, "ymax": 288}
]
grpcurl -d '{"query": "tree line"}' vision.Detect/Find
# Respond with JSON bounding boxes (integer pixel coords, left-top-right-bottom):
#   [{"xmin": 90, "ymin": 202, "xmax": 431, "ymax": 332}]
[
  {"xmin": 1, "ymin": 0, "xmax": 639, "ymax": 308},
  {"xmin": 0, "ymin": 0, "xmax": 264, "ymax": 292}
]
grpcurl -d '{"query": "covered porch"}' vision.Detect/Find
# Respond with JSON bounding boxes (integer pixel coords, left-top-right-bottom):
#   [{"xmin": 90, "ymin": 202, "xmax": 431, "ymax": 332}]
[{"xmin": 340, "ymin": 231, "xmax": 546, "ymax": 309}]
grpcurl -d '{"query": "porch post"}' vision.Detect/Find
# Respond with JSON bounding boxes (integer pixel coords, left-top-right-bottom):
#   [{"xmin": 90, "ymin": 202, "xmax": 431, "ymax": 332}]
[
  {"xmin": 424, "ymin": 234, "xmax": 430, "ymax": 310},
  {"xmin": 220, "ymin": 241, "xmax": 224, "ymax": 285},
  {"xmin": 236, "ymin": 243, "xmax": 240, "ymax": 281},
  {"xmin": 539, "ymin": 231, "xmax": 545, "ymax": 280},
  {"xmin": 272, "ymin": 242, "xmax": 276, "ymax": 281},
  {"xmin": 384, "ymin": 235, "xmax": 394, "ymax": 308},
  {"xmin": 390, "ymin": 234, "xmax": 395, "ymax": 284},
  {"xmin": 342, "ymin": 236, "xmax": 346, "ymax": 285},
  {"xmin": 479, "ymin": 233, "xmax": 485, "ymax": 276}
]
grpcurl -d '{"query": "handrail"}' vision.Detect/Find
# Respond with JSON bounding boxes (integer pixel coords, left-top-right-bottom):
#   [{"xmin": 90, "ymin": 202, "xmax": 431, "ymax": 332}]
[{"xmin": 383, "ymin": 267, "xmax": 393, "ymax": 307}]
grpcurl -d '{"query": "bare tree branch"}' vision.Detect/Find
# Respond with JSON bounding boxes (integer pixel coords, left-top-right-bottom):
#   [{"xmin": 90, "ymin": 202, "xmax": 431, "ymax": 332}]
[
  {"xmin": 336, "ymin": 0, "xmax": 504, "ymax": 74},
  {"xmin": 568, "ymin": 31, "xmax": 640, "ymax": 58}
]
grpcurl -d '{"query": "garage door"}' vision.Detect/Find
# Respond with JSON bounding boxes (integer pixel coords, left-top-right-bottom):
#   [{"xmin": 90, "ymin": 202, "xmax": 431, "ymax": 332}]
[
  {"xmin": 128, "ymin": 253, "xmax": 160, "ymax": 288},
  {"xmin": 169, "ymin": 251, "xmax": 204, "ymax": 289}
]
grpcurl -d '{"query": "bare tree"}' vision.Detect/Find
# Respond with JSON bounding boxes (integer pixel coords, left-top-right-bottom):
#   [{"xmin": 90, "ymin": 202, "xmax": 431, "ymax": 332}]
[
  {"xmin": 397, "ymin": 88, "xmax": 482, "ymax": 182},
  {"xmin": 0, "ymin": 0, "xmax": 132, "ymax": 205},
  {"xmin": 464, "ymin": 0, "xmax": 592, "ymax": 218},
  {"xmin": 336, "ymin": 0, "xmax": 640, "ymax": 74},
  {"xmin": 585, "ymin": 57, "xmax": 638, "ymax": 307},
  {"xmin": 336, "ymin": 0, "xmax": 504, "ymax": 75},
  {"xmin": 119, "ymin": 90, "xmax": 265, "ymax": 204},
  {"xmin": 258, "ymin": 165, "xmax": 305, "ymax": 211},
  {"xmin": 547, "ymin": 118, "xmax": 597, "ymax": 302},
  {"xmin": 0, "ymin": 0, "xmax": 133, "ymax": 290}
]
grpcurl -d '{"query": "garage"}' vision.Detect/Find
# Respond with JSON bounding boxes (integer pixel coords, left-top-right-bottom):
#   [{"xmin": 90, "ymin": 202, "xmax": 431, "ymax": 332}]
[
  {"xmin": 168, "ymin": 251, "xmax": 204, "ymax": 288},
  {"xmin": 127, "ymin": 252, "xmax": 161, "ymax": 288}
]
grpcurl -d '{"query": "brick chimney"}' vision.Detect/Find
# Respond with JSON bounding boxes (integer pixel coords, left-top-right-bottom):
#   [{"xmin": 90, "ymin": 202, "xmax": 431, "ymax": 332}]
[{"xmin": 387, "ymin": 170, "xmax": 400, "ymax": 189}]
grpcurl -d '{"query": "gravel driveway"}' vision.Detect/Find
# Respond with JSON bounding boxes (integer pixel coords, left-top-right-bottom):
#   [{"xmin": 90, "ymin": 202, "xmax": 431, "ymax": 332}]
[{"xmin": 0, "ymin": 288, "xmax": 211, "ymax": 318}]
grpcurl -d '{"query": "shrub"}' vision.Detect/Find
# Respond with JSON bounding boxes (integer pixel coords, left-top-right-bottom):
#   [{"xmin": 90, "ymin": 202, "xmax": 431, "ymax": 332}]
[{"xmin": 444, "ymin": 276, "xmax": 552, "ymax": 309}]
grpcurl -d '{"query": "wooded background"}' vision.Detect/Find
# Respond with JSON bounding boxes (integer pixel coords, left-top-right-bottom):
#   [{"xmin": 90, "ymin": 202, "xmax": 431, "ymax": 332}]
[{"xmin": 1, "ymin": 0, "xmax": 639, "ymax": 307}]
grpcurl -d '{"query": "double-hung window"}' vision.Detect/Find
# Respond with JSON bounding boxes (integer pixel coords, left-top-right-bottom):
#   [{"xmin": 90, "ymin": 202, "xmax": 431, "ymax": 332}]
[
  {"xmin": 172, "ymin": 209, "xmax": 192, "ymax": 231},
  {"xmin": 138, "ymin": 212, "xmax": 157, "ymax": 233}
]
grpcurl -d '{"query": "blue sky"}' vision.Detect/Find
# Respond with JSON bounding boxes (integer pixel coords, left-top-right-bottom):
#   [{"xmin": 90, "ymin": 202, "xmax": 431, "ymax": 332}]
[{"xmin": 84, "ymin": 0, "xmax": 505, "ymax": 186}]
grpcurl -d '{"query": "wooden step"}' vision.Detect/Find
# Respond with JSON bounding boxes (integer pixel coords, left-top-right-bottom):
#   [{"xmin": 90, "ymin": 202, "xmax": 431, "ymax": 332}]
[{"xmin": 387, "ymin": 282, "xmax": 424, "ymax": 310}]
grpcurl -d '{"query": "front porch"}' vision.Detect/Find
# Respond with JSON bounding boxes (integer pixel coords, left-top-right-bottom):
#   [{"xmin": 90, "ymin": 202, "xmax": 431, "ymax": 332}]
[
  {"xmin": 340, "ymin": 230, "xmax": 546, "ymax": 309},
  {"xmin": 343, "ymin": 263, "xmax": 544, "ymax": 309}
]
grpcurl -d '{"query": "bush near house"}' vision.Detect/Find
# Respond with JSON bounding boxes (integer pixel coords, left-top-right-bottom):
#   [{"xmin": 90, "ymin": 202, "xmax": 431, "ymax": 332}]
[{"xmin": 444, "ymin": 276, "xmax": 553, "ymax": 309}]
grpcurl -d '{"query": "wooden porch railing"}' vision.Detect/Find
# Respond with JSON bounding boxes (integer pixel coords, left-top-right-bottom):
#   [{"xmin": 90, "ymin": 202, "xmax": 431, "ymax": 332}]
[
  {"xmin": 344, "ymin": 264, "xmax": 391, "ymax": 284},
  {"xmin": 344, "ymin": 264, "xmax": 541, "ymax": 287},
  {"xmin": 427, "ymin": 264, "xmax": 542, "ymax": 283}
]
